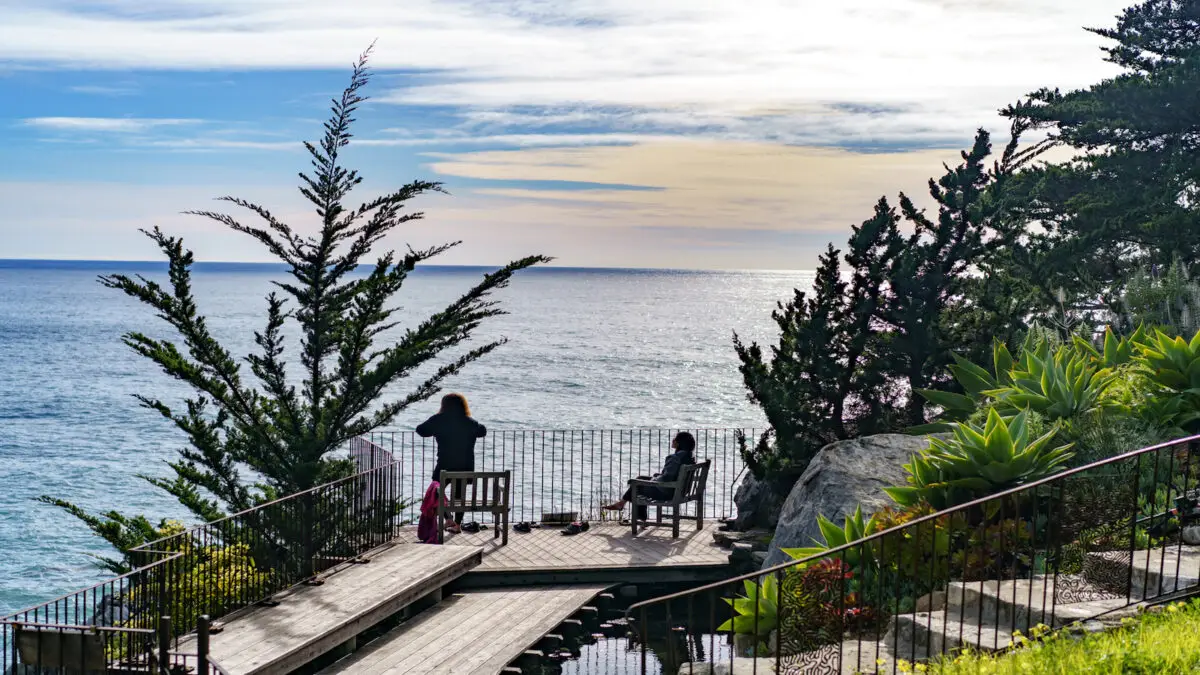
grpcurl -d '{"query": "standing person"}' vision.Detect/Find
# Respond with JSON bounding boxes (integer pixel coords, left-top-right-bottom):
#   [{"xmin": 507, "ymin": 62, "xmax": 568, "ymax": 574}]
[
  {"xmin": 417, "ymin": 393, "xmax": 487, "ymax": 534},
  {"xmin": 603, "ymin": 432, "xmax": 696, "ymax": 521}
]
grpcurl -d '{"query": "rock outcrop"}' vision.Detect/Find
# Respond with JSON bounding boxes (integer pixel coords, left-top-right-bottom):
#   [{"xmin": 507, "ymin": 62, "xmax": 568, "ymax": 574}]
[
  {"xmin": 732, "ymin": 471, "xmax": 785, "ymax": 531},
  {"xmin": 760, "ymin": 433, "xmax": 932, "ymax": 569}
]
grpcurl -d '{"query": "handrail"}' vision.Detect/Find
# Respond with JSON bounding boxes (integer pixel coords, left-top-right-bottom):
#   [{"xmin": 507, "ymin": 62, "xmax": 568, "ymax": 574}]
[
  {"xmin": 1, "ymin": 550, "xmax": 185, "ymax": 620},
  {"xmin": 130, "ymin": 460, "xmax": 404, "ymax": 554},
  {"xmin": 0, "ymin": 621, "xmax": 155, "ymax": 634},
  {"xmin": 626, "ymin": 432, "xmax": 1200, "ymax": 616}
]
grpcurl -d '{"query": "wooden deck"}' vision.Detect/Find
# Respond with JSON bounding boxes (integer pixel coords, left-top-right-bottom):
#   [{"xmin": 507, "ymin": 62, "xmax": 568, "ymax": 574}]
[
  {"xmin": 401, "ymin": 521, "xmax": 729, "ymax": 580},
  {"xmin": 183, "ymin": 544, "xmax": 482, "ymax": 675},
  {"xmin": 318, "ymin": 586, "xmax": 607, "ymax": 675},
  {"xmin": 179, "ymin": 522, "xmax": 730, "ymax": 675}
]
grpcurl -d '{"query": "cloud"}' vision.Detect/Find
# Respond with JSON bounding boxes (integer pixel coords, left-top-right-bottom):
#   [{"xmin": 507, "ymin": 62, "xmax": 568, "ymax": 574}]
[
  {"xmin": 428, "ymin": 140, "xmax": 985, "ymax": 232},
  {"xmin": 359, "ymin": 132, "xmax": 661, "ymax": 148},
  {"xmin": 22, "ymin": 117, "xmax": 201, "ymax": 132},
  {"xmin": 144, "ymin": 138, "xmax": 300, "ymax": 151},
  {"xmin": 68, "ymin": 84, "xmax": 138, "ymax": 96},
  {"xmin": 0, "ymin": 0, "xmax": 1130, "ymax": 147}
]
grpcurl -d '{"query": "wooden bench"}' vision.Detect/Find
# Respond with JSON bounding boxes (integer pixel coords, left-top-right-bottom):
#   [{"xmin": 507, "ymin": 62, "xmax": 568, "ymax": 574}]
[
  {"xmin": 438, "ymin": 470, "xmax": 512, "ymax": 546},
  {"xmin": 6, "ymin": 620, "xmax": 157, "ymax": 672},
  {"xmin": 628, "ymin": 459, "xmax": 711, "ymax": 538}
]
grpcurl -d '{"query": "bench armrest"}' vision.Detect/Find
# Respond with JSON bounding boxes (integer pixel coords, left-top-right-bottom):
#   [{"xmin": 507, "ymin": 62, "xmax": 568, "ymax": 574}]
[{"xmin": 628, "ymin": 477, "xmax": 681, "ymax": 489}]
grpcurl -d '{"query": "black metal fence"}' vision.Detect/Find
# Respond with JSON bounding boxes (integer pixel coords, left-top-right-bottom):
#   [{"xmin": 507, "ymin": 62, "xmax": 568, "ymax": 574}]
[
  {"xmin": 624, "ymin": 435, "xmax": 1200, "ymax": 674},
  {"xmin": 364, "ymin": 428, "xmax": 751, "ymax": 524},
  {"xmin": 3, "ymin": 427, "xmax": 750, "ymax": 675},
  {"xmin": 1, "ymin": 461, "xmax": 404, "ymax": 675}
]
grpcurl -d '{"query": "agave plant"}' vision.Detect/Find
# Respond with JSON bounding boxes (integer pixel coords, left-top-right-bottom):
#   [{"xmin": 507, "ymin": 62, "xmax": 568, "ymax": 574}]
[
  {"xmin": 1073, "ymin": 325, "xmax": 1150, "ymax": 370},
  {"xmin": 986, "ymin": 339, "xmax": 1120, "ymax": 422},
  {"xmin": 911, "ymin": 342, "xmax": 1016, "ymax": 434},
  {"xmin": 780, "ymin": 505, "xmax": 878, "ymax": 569},
  {"xmin": 717, "ymin": 575, "xmax": 779, "ymax": 637},
  {"xmin": 1134, "ymin": 328, "xmax": 1200, "ymax": 432},
  {"xmin": 886, "ymin": 410, "xmax": 1075, "ymax": 509}
]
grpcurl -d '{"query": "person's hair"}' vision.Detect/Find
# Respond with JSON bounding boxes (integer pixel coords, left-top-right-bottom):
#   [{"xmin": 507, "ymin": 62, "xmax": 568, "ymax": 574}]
[
  {"xmin": 673, "ymin": 431, "xmax": 696, "ymax": 454},
  {"xmin": 439, "ymin": 393, "xmax": 471, "ymax": 417}
]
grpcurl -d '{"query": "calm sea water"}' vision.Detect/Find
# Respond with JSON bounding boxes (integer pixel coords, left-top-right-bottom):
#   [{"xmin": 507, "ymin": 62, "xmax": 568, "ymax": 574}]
[{"xmin": 0, "ymin": 261, "xmax": 812, "ymax": 616}]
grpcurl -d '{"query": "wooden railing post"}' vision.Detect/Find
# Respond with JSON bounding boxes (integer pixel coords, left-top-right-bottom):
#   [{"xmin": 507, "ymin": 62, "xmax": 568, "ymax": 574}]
[{"xmin": 197, "ymin": 615, "xmax": 211, "ymax": 675}]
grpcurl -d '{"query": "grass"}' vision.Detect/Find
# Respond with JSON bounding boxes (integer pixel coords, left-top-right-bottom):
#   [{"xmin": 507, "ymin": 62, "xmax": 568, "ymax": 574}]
[{"xmin": 896, "ymin": 599, "xmax": 1200, "ymax": 674}]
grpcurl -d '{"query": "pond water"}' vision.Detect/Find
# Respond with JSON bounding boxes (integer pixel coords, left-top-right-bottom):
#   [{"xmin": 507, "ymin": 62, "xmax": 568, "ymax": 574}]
[{"xmin": 533, "ymin": 583, "xmax": 738, "ymax": 675}]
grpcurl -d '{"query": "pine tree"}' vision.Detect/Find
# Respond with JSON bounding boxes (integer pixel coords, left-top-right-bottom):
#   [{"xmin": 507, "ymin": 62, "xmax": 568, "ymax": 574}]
[
  {"xmin": 734, "ymin": 201, "xmax": 903, "ymax": 483},
  {"xmin": 882, "ymin": 128, "xmax": 1048, "ymax": 424},
  {"xmin": 42, "ymin": 47, "xmax": 550, "ymax": 568},
  {"xmin": 735, "ymin": 125, "xmax": 1048, "ymax": 481},
  {"xmin": 1001, "ymin": 0, "xmax": 1200, "ymax": 303}
]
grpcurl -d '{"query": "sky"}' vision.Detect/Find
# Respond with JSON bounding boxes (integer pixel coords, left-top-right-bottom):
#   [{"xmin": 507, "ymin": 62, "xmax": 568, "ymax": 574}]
[{"xmin": 0, "ymin": 0, "xmax": 1131, "ymax": 270}]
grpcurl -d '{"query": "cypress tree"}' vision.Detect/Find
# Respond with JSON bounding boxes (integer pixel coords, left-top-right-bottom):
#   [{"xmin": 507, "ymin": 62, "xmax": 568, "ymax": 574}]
[
  {"xmin": 735, "ymin": 125, "xmax": 1048, "ymax": 481},
  {"xmin": 1002, "ymin": 0, "xmax": 1200, "ymax": 305},
  {"xmin": 42, "ymin": 47, "xmax": 550, "ymax": 567}
]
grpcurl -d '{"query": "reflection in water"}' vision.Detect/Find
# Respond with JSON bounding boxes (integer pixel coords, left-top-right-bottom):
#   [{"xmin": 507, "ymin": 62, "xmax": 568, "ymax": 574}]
[{"xmin": 540, "ymin": 583, "xmax": 737, "ymax": 675}]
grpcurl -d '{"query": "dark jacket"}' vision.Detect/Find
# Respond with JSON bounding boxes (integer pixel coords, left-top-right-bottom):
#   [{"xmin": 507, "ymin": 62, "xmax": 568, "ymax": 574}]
[
  {"xmin": 654, "ymin": 449, "xmax": 696, "ymax": 484},
  {"xmin": 417, "ymin": 413, "xmax": 487, "ymax": 474}
]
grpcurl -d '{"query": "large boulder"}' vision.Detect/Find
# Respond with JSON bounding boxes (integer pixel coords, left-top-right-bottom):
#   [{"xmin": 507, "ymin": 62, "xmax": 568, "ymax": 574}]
[
  {"xmin": 732, "ymin": 471, "xmax": 785, "ymax": 531},
  {"xmin": 760, "ymin": 433, "xmax": 931, "ymax": 569}
]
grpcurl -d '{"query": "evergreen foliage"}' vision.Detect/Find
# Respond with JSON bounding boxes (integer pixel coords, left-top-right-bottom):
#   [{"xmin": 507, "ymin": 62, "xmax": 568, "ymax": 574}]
[
  {"xmin": 42, "ymin": 47, "xmax": 550, "ymax": 566},
  {"xmin": 734, "ymin": 125, "xmax": 1048, "ymax": 481},
  {"xmin": 1001, "ymin": 0, "xmax": 1200, "ymax": 305}
]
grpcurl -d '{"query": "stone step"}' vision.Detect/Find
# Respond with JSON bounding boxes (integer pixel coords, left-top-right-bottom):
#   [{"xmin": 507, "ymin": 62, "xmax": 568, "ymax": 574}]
[
  {"xmin": 946, "ymin": 576, "xmax": 1130, "ymax": 631},
  {"xmin": 884, "ymin": 609, "xmax": 1015, "ymax": 657},
  {"xmin": 1083, "ymin": 545, "xmax": 1200, "ymax": 600}
]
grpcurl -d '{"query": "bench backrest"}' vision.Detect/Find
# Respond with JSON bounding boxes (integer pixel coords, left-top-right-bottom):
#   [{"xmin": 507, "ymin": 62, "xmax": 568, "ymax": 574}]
[
  {"xmin": 14, "ymin": 624, "xmax": 108, "ymax": 671},
  {"xmin": 675, "ymin": 460, "xmax": 711, "ymax": 503},
  {"xmin": 438, "ymin": 470, "xmax": 511, "ymax": 513}
]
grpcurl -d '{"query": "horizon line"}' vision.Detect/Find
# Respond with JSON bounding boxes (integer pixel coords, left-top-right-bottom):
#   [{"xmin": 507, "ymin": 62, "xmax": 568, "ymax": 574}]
[{"xmin": 0, "ymin": 258, "xmax": 814, "ymax": 275}]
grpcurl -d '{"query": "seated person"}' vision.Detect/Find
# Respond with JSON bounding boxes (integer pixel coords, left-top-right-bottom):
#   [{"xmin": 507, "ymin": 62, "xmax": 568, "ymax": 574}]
[{"xmin": 603, "ymin": 431, "xmax": 697, "ymax": 521}]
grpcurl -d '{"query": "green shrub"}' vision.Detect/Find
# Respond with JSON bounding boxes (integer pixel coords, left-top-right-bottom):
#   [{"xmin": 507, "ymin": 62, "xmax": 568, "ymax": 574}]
[{"xmin": 886, "ymin": 410, "xmax": 1074, "ymax": 510}]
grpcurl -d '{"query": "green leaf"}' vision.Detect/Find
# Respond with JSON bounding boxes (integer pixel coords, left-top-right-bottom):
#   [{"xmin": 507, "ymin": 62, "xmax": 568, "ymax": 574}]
[
  {"xmin": 816, "ymin": 514, "xmax": 848, "ymax": 548},
  {"xmin": 884, "ymin": 486, "xmax": 922, "ymax": 507}
]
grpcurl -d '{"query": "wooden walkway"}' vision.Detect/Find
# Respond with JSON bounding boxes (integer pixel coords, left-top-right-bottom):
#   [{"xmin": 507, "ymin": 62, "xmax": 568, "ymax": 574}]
[
  {"xmin": 183, "ymin": 544, "xmax": 481, "ymax": 675},
  {"xmin": 318, "ymin": 586, "xmax": 607, "ymax": 675},
  {"xmin": 401, "ymin": 521, "xmax": 728, "ymax": 577},
  {"xmin": 179, "ymin": 522, "xmax": 730, "ymax": 675}
]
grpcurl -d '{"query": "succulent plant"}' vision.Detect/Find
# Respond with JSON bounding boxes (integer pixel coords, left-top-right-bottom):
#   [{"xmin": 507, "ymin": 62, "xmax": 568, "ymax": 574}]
[{"xmin": 886, "ymin": 410, "xmax": 1075, "ymax": 509}]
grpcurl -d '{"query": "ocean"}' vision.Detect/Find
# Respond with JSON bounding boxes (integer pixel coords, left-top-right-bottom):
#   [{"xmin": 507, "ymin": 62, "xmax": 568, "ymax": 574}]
[{"xmin": 0, "ymin": 260, "xmax": 812, "ymax": 616}]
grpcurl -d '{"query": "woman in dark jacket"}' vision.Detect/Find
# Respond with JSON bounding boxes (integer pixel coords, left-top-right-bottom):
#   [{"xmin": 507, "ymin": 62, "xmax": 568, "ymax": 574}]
[
  {"xmin": 603, "ymin": 431, "xmax": 696, "ymax": 521},
  {"xmin": 417, "ymin": 393, "xmax": 487, "ymax": 533}
]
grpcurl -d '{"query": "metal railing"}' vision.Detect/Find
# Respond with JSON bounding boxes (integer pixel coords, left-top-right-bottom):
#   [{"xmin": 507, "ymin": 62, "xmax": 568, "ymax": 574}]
[
  {"xmin": 624, "ymin": 435, "xmax": 1200, "ymax": 674},
  {"xmin": 2, "ymin": 461, "xmax": 405, "ymax": 675},
  {"xmin": 3, "ymin": 427, "xmax": 751, "ymax": 675},
  {"xmin": 365, "ymin": 428, "xmax": 752, "ymax": 524}
]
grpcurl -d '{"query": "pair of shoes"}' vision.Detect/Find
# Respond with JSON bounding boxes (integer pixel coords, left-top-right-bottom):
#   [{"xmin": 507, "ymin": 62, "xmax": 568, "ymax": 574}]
[
  {"xmin": 514, "ymin": 522, "xmax": 532, "ymax": 533},
  {"xmin": 561, "ymin": 521, "xmax": 590, "ymax": 536},
  {"xmin": 461, "ymin": 521, "xmax": 482, "ymax": 534}
]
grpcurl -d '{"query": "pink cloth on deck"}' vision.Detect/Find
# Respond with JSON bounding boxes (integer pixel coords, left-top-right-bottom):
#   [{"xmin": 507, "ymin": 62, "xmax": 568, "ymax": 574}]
[{"xmin": 417, "ymin": 481, "xmax": 445, "ymax": 544}]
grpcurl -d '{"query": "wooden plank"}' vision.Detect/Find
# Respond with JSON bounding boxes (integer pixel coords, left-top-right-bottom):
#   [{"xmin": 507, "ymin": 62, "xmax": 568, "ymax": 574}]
[
  {"xmin": 319, "ymin": 585, "xmax": 606, "ymax": 675},
  {"xmin": 180, "ymin": 544, "xmax": 482, "ymax": 675},
  {"xmin": 399, "ymin": 522, "xmax": 727, "ymax": 575}
]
